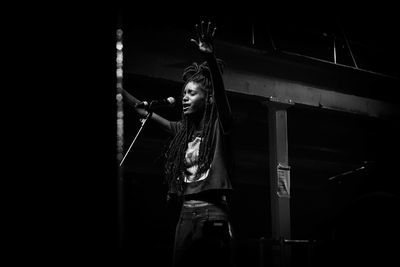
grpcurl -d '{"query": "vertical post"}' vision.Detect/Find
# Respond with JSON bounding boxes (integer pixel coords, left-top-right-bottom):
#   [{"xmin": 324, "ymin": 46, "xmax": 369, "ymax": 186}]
[
  {"xmin": 266, "ymin": 96, "xmax": 294, "ymax": 267},
  {"xmin": 259, "ymin": 237, "xmax": 265, "ymax": 267},
  {"xmin": 307, "ymin": 240, "xmax": 315, "ymax": 267}
]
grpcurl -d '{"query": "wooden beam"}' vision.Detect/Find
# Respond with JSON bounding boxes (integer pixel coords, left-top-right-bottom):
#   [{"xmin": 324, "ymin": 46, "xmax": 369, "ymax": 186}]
[{"xmin": 125, "ymin": 50, "xmax": 400, "ymax": 119}]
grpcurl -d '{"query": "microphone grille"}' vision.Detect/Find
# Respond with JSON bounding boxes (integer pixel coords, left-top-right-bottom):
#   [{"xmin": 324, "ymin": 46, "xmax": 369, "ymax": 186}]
[{"xmin": 167, "ymin": 97, "xmax": 176, "ymax": 105}]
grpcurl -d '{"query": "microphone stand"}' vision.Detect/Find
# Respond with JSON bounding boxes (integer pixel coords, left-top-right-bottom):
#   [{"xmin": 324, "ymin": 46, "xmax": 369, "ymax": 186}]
[
  {"xmin": 119, "ymin": 111, "xmax": 152, "ymax": 166},
  {"xmin": 328, "ymin": 166, "xmax": 366, "ymax": 181},
  {"xmin": 327, "ymin": 161, "xmax": 373, "ymax": 182}
]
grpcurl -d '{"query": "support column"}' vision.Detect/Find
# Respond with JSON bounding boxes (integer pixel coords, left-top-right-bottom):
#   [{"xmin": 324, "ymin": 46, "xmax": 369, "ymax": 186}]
[{"xmin": 266, "ymin": 96, "xmax": 294, "ymax": 267}]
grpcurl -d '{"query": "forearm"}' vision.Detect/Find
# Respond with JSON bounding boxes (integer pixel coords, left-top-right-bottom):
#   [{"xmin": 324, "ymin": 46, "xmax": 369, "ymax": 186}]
[
  {"xmin": 121, "ymin": 88, "xmax": 146, "ymax": 115},
  {"xmin": 122, "ymin": 88, "xmax": 140, "ymax": 105},
  {"xmin": 122, "ymin": 89, "xmax": 173, "ymax": 133},
  {"xmin": 204, "ymin": 53, "xmax": 233, "ymax": 132}
]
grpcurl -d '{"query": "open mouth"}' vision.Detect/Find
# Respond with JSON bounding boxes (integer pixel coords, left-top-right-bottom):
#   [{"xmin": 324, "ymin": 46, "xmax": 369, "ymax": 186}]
[{"xmin": 182, "ymin": 104, "xmax": 190, "ymax": 111}]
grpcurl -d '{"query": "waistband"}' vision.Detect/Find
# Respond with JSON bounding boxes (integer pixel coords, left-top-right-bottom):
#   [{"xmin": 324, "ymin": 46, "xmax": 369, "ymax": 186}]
[
  {"xmin": 182, "ymin": 194, "xmax": 227, "ymax": 208},
  {"xmin": 184, "ymin": 193, "xmax": 226, "ymax": 202},
  {"xmin": 183, "ymin": 200, "xmax": 213, "ymax": 208}
]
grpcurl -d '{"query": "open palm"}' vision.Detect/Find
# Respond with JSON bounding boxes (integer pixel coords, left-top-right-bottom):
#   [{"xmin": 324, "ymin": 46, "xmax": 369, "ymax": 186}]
[{"xmin": 190, "ymin": 21, "xmax": 217, "ymax": 54}]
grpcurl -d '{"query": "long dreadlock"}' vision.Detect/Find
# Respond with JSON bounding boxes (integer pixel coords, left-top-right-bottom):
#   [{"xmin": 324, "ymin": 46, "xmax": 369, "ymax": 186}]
[{"xmin": 164, "ymin": 59, "xmax": 225, "ymax": 194}]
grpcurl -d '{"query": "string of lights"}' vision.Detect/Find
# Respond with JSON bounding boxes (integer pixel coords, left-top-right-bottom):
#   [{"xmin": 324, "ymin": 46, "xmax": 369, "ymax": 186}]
[
  {"xmin": 116, "ymin": 28, "xmax": 124, "ymax": 163},
  {"xmin": 116, "ymin": 27, "xmax": 124, "ymax": 248}
]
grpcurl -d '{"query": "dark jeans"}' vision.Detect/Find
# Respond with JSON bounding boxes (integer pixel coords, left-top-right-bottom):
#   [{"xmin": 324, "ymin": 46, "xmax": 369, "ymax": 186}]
[{"xmin": 173, "ymin": 202, "xmax": 234, "ymax": 267}]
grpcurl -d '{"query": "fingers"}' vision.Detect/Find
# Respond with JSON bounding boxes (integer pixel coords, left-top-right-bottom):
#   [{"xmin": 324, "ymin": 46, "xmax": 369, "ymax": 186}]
[
  {"xmin": 200, "ymin": 21, "xmax": 205, "ymax": 37},
  {"xmin": 211, "ymin": 26, "xmax": 217, "ymax": 37},
  {"xmin": 204, "ymin": 21, "xmax": 216, "ymax": 37},
  {"xmin": 195, "ymin": 21, "xmax": 217, "ymax": 39},
  {"xmin": 195, "ymin": 24, "xmax": 202, "ymax": 40},
  {"xmin": 190, "ymin": 38, "xmax": 199, "ymax": 46}
]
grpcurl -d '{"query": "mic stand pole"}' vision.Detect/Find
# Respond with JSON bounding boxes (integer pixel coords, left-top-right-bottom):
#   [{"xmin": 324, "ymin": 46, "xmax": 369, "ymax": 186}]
[
  {"xmin": 327, "ymin": 164, "xmax": 366, "ymax": 181},
  {"xmin": 119, "ymin": 111, "xmax": 152, "ymax": 166}
]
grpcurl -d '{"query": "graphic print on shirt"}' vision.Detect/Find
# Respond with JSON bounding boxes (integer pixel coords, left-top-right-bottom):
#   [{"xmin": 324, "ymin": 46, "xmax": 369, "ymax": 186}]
[{"xmin": 183, "ymin": 136, "xmax": 210, "ymax": 183}]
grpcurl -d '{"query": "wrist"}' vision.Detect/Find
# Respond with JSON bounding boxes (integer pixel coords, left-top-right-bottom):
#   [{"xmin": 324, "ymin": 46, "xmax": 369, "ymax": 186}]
[
  {"xmin": 143, "ymin": 110, "xmax": 151, "ymax": 118},
  {"xmin": 136, "ymin": 109, "xmax": 150, "ymax": 118}
]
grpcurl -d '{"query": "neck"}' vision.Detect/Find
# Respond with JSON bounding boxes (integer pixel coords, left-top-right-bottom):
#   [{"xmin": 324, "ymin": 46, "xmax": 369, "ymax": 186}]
[
  {"xmin": 187, "ymin": 115, "xmax": 204, "ymax": 133},
  {"xmin": 193, "ymin": 120, "xmax": 204, "ymax": 133},
  {"xmin": 187, "ymin": 114, "xmax": 204, "ymax": 131}
]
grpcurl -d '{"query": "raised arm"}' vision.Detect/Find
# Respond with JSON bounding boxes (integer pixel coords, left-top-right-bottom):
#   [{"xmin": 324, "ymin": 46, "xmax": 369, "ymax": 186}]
[
  {"xmin": 121, "ymin": 89, "xmax": 175, "ymax": 135},
  {"xmin": 190, "ymin": 21, "xmax": 233, "ymax": 133}
]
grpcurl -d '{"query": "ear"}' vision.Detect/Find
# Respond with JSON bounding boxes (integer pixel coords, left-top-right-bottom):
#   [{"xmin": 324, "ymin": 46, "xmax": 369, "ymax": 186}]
[{"xmin": 208, "ymin": 96, "xmax": 214, "ymax": 104}]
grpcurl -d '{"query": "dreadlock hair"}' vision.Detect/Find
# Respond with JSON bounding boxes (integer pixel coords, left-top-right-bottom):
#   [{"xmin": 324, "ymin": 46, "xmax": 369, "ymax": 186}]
[{"xmin": 164, "ymin": 59, "xmax": 225, "ymax": 194}]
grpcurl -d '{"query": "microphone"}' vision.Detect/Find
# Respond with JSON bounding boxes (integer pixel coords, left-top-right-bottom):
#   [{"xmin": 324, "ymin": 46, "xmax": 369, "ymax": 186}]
[{"xmin": 135, "ymin": 97, "xmax": 176, "ymax": 110}]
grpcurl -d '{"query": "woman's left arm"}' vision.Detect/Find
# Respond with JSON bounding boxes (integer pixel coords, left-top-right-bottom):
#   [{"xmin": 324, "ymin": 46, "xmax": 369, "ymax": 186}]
[
  {"xmin": 190, "ymin": 21, "xmax": 233, "ymax": 133},
  {"xmin": 205, "ymin": 53, "xmax": 232, "ymax": 133}
]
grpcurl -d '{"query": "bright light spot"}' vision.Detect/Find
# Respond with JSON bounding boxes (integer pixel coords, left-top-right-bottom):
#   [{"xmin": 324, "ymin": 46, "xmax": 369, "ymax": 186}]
[
  {"xmin": 116, "ymin": 53, "xmax": 123, "ymax": 63},
  {"xmin": 116, "ymin": 93, "xmax": 123, "ymax": 101},
  {"xmin": 116, "ymin": 69, "xmax": 123, "ymax": 77},
  {"xmin": 116, "ymin": 41, "xmax": 123, "ymax": 50},
  {"xmin": 117, "ymin": 127, "xmax": 123, "ymax": 136},
  {"xmin": 117, "ymin": 111, "xmax": 123, "ymax": 118}
]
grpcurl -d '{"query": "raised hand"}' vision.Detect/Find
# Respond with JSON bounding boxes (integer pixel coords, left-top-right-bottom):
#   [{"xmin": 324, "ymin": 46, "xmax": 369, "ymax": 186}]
[{"xmin": 190, "ymin": 21, "xmax": 217, "ymax": 54}]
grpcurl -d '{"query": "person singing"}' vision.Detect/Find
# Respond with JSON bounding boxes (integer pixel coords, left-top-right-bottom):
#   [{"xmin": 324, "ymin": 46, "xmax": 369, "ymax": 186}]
[{"xmin": 123, "ymin": 21, "xmax": 235, "ymax": 267}]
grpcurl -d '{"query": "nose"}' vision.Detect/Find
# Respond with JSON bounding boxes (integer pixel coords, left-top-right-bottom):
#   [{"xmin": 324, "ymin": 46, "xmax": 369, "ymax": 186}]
[{"xmin": 182, "ymin": 94, "xmax": 189, "ymax": 102}]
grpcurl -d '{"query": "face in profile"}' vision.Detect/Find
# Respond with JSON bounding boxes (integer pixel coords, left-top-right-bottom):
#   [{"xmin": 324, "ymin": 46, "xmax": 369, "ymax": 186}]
[{"xmin": 182, "ymin": 81, "xmax": 207, "ymax": 117}]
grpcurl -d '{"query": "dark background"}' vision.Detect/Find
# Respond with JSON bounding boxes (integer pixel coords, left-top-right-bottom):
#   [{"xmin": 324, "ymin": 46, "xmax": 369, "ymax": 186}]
[
  {"xmin": 12, "ymin": 2, "xmax": 400, "ymax": 266},
  {"xmin": 117, "ymin": 4, "xmax": 400, "ymax": 267}
]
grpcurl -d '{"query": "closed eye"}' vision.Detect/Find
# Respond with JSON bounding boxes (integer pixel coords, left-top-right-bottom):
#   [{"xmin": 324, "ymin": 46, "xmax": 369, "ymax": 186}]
[{"xmin": 183, "ymin": 92, "xmax": 196, "ymax": 98}]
